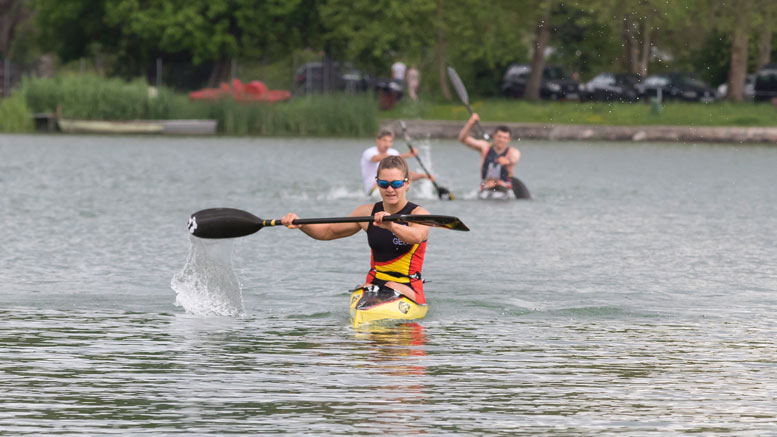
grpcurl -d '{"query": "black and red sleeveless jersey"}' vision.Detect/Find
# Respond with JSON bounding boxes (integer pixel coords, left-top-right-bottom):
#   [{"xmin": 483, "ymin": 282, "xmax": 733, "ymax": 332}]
[{"xmin": 365, "ymin": 201, "xmax": 427, "ymax": 303}]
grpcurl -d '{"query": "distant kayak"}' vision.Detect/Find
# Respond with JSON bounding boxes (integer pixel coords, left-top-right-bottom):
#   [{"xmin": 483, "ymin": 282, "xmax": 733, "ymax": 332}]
[{"xmin": 350, "ymin": 286, "xmax": 428, "ymax": 328}]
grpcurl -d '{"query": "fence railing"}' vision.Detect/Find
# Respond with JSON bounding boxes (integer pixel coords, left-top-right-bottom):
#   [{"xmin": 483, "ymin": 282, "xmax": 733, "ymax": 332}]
[{"xmin": 1, "ymin": 57, "xmax": 51, "ymax": 98}]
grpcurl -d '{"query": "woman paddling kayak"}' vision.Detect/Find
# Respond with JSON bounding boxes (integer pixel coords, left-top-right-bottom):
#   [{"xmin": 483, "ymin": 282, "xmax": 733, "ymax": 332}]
[{"xmin": 282, "ymin": 156, "xmax": 431, "ymax": 324}]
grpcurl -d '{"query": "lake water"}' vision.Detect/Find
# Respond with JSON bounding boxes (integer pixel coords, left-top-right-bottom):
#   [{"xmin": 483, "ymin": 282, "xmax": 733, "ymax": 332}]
[{"xmin": 2, "ymin": 133, "xmax": 777, "ymax": 435}]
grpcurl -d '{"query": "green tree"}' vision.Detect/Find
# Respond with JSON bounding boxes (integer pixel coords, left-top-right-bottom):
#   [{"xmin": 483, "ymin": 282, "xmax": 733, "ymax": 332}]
[
  {"xmin": 0, "ymin": 0, "xmax": 32, "ymax": 58},
  {"xmin": 321, "ymin": 0, "xmax": 531, "ymax": 99},
  {"xmin": 35, "ymin": 0, "xmax": 314, "ymax": 87}
]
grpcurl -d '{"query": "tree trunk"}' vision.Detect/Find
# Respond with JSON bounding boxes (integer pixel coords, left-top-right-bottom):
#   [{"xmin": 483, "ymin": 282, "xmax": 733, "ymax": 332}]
[
  {"xmin": 639, "ymin": 12, "xmax": 652, "ymax": 77},
  {"xmin": 526, "ymin": 1, "xmax": 552, "ymax": 102},
  {"xmin": 726, "ymin": 3, "xmax": 752, "ymax": 102},
  {"xmin": 0, "ymin": 0, "xmax": 30, "ymax": 58},
  {"xmin": 621, "ymin": 13, "xmax": 641, "ymax": 75},
  {"xmin": 436, "ymin": 2, "xmax": 451, "ymax": 101},
  {"xmin": 757, "ymin": 16, "xmax": 772, "ymax": 69},
  {"xmin": 207, "ymin": 57, "xmax": 231, "ymax": 88}
]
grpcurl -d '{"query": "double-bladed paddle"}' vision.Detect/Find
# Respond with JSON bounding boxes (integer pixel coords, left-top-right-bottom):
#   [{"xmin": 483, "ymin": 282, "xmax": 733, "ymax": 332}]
[
  {"xmin": 188, "ymin": 208, "xmax": 470, "ymax": 239},
  {"xmin": 447, "ymin": 65, "xmax": 531, "ymax": 200},
  {"xmin": 399, "ymin": 120, "xmax": 454, "ymax": 200}
]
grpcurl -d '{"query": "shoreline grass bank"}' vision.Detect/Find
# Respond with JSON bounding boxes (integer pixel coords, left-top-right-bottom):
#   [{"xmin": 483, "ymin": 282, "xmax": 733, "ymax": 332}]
[
  {"xmin": 383, "ymin": 99, "xmax": 777, "ymax": 128},
  {"xmin": 1, "ymin": 74, "xmax": 775, "ymax": 138}
]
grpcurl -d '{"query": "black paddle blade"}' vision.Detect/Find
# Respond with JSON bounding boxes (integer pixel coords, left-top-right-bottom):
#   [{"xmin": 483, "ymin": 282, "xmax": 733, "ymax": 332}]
[
  {"xmin": 447, "ymin": 66, "xmax": 469, "ymax": 104},
  {"xmin": 511, "ymin": 177, "xmax": 531, "ymax": 200},
  {"xmin": 188, "ymin": 208, "xmax": 263, "ymax": 239},
  {"xmin": 404, "ymin": 214, "xmax": 469, "ymax": 231},
  {"xmin": 436, "ymin": 186, "xmax": 455, "ymax": 201}
]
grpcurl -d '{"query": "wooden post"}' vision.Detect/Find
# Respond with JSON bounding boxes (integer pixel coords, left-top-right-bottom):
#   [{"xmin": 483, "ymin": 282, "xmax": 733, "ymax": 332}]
[
  {"xmin": 156, "ymin": 58, "xmax": 162, "ymax": 88},
  {"xmin": 2, "ymin": 57, "xmax": 8, "ymax": 97}
]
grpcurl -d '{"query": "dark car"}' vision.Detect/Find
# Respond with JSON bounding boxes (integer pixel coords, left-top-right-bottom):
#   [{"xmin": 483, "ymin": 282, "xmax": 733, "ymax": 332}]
[
  {"xmin": 717, "ymin": 73, "xmax": 755, "ymax": 100},
  {"xmin": 501, "ymin": 64, "xmax": 580, "ymax": 100},
  {"xmin": 294, "ymin": 61, "xmax": 370, "ymax": 95},
  {"xmin": 581, "ymin": 73, "xmax": 641, "ymax": 102},
  {"xmin": 636, "ymin": 72, "xmax": 716, "ymax": 103},
  {"xmin": 754, "ymin": 63, "xmax": 777, "ymax": 102}
]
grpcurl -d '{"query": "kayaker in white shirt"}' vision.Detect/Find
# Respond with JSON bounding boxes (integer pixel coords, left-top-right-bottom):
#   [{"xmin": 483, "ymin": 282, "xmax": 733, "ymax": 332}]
[{"xmin": 360, "ymin": 130, "xmax": 433, "ymax": 196}]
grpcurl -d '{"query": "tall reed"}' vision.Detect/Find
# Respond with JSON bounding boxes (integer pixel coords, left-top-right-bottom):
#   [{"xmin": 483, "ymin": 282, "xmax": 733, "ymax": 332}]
[
  {"xmin": 198, "ymin": 94, "xmax": 379, "ymax": 136},
  {"xmin": 16, "ymin": 74, "xmax": 380, "ymax": 136},
  {"xmin": 18, "ymin": 73, "xmax": 193, "ymax": 120},
  {"xmin": 0, "ymin": 96, "xmax": 34, "ymax": 133}
]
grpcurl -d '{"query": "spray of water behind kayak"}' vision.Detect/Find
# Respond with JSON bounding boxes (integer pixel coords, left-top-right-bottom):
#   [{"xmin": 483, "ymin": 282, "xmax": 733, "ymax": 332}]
[
  {"xmin": 170, "ymin": 236, "xmax": 245, "ymax": 317},
  {"xmin": 410, "ymin": 141, "xmax": 439, "ymax": 200}
]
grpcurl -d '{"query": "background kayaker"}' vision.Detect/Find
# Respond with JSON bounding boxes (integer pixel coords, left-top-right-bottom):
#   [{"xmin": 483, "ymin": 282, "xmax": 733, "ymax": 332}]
[
  {"xmin": 283, "ymin": 155, "xmax": 430, "ymax": 304},
  {"xmin": 360, "ymin": 129, "xmax": 434, "ymax": 196},
  {"xmin": 458, "ymin": 112, "xmax": 521, "ymax": 194}
]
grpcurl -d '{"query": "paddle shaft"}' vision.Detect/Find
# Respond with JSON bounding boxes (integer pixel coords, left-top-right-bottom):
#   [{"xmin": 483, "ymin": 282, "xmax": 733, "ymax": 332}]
[
  {"xmin": 462, "ymin": 102, "xmax": 489, "ymax": 140},
  {"xmin": 407, "ymin": 143, "xmax": 446, "ymax": 193},
  {"xmin": 265, "ymin": 215, "xmax": 434, "ymax": 227},
  {"xmin": 399, "ymin": 122, "xmax": 446, "ymax": 195}
]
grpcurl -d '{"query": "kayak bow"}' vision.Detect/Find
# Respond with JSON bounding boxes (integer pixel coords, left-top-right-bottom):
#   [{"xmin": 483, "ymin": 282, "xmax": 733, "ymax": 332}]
[{"xmin": 350, "ymin": 286, "xmax": 428, "ymax": 328}]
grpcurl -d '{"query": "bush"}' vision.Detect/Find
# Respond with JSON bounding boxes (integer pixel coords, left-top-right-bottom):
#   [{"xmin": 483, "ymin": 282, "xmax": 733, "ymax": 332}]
[
  {"xmin": 0, "ymin": 96, "xmax": 34, "ymax": 133},
  {"xmin": 17, "ymin": 73, "xmax": 193, "ymax": 120}
]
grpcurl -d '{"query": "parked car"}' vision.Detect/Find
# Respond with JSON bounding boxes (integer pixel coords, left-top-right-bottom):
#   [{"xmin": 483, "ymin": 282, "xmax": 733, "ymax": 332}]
[
  {"xmin": 501, "ymin": 64, "xmax": 580, "ymax": 100},
  {"xmin": 293, "ymin": 61, "xmax": 370, "ymax": 95},
  {"xmin": 636, "ymin": 73, "xmax": 716, "ymax": 103},
  {"xmin": 581, "ymin": 73, "xmax": 641, "ymax": 102},
  {"xmin": 754, "ymin": 63, "xmax": 777, "ymax": 102},
  {"xmin": 716, "ymin": 74, "xmax": 755, "ymax": 100}
]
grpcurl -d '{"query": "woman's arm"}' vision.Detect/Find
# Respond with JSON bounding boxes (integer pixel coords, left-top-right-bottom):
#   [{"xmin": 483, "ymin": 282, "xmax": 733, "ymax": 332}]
[{"xmin": 281, "ymin": 204, "xmax": 372, "ymax": 240}]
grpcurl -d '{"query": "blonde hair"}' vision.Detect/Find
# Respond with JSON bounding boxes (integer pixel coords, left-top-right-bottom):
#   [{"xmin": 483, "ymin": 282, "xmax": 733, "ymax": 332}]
[{"xmin": 376, "ymin": 155, "xmax": 409, "ymax": 179}]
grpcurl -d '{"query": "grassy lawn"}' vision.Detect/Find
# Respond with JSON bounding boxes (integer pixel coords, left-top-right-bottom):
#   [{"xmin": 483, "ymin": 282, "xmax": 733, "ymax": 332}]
[{"xmin": 383, "ymin": 99, "xmax": 777, "ymax": 127}]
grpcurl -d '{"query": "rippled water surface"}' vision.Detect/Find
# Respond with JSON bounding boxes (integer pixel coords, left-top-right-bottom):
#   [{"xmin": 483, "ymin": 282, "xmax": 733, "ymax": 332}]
[{"xmin": 2, "ymin": 134, "xmax": 777, "ymax": 435}]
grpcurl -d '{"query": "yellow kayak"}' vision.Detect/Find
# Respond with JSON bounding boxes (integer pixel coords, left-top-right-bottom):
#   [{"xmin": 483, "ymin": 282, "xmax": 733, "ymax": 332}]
[{"xmin": 349, "ymin": 286, "xmax": 428, "ymax": 328}]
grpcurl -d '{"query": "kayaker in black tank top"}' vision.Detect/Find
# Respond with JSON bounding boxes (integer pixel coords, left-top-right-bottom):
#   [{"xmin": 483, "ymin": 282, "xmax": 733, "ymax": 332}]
[
  {"xmin": 281, "ymin": 155, "xmax": 431, "ymax": 304},
  {"xmin": 365, "ymin": 201, "xmax": 427, "ymax": 302},
  {"xmin": 480, "ymin": 145, "xmax": 514, "ymax": 190},
  {"xmin": 457, "ymin": 112, "xmax": 521, "ymax": 192}
]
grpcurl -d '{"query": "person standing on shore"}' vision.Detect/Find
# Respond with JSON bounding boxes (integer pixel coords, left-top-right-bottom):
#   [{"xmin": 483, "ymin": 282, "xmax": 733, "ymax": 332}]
[
  {"xmin": 458, "ymin": 113, "xmax": 521, "ymax": 198},
  {"xmin": 391, "ymin": 60, "xmax": 407, "ymax": 89},
  {"xmin": 361, "ymin": 130, "xmax": 434, "ymax": 196},
  {"xmin": 407, "ymin": 65, "xmax": 420, "ymax": 101}
]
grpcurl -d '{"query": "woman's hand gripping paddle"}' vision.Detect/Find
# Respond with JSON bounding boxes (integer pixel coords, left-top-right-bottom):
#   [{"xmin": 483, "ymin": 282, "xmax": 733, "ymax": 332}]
[{"xmin": 188, "ymin": 208, "xmax": 470, "ymax": 239}]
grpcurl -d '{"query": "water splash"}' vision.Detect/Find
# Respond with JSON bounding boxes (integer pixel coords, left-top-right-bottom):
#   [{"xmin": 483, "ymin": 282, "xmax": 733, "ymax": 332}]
[
  {"xmin": 410, "ymin": 141, "xmax": 440, "ymax": 200},
  {"xmin": 170, "ymin": 236, "xmax": 246, "ymax": 317}
]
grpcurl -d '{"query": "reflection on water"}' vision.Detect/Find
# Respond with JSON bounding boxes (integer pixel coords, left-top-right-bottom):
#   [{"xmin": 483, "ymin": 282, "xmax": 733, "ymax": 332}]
[{"xmin": 352, "ymin": 323, "xmax": 428, "ymax": 433}]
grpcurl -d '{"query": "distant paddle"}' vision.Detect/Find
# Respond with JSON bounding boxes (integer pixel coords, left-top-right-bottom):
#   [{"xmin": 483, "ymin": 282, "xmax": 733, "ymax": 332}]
[
  {"xmin": 188, "ymin": 208, "xmax": 470, "ymax": 239},
  {"xmin": 447, "ymin": 65, "xmax": 531, "ymax": 200},
  {"xmin": 447, "ymin": 66, "xmax": 489, "ymax": 141},
  {"xmin": 399, "ymin": 120, "xmax": 454, "ymax": 200}
]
